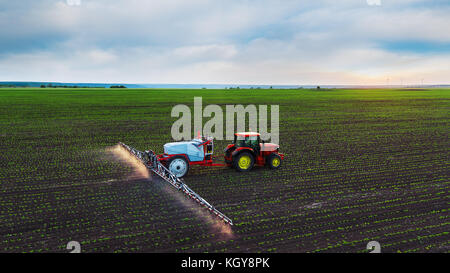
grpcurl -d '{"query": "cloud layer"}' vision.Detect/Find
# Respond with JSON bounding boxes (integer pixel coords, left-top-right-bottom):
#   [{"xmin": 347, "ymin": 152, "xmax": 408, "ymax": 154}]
[{"xmin": 0, "ymin": 0, "xmax": 449, "ymax": 84}]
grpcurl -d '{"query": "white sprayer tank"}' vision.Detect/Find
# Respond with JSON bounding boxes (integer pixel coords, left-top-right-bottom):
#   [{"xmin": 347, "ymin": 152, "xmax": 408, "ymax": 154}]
[{"xmin": 163, "ymin": 139, "xmax": 204, "ymax": 162}]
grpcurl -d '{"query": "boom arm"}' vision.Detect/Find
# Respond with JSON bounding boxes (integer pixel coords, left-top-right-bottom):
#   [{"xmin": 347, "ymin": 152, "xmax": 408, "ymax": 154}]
[{"xmin": 118, "ymin": 142, "xmax": 233, "ymax": 225}]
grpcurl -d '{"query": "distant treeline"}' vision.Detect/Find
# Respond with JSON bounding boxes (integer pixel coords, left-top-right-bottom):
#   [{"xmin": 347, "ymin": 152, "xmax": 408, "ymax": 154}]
[
  {"xmin": 0, "ymin": 83, "xmax": 128, "ymax": 88},
  {"xmin": 226, "ymin": 86, "xmax": 321, "ymax": 90},
  {"xmin": 0, "ymin": 83, "xmax": 322, "ymax": 90},
  {"xmin": 39, "ymin": 84, "xmax": 106, "ymax": 88},
  {"xmin": 40, "ymin": 84, "xmax": 126, "ymax": 88}
]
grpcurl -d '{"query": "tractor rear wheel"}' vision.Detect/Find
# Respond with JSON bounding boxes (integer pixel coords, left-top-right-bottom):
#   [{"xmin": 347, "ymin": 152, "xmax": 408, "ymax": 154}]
[
  {"xmin": 267, "ymin": 153, "xmax": 282, "ymax": 169},
  {"xmin": 167, "ymin": 156, "xmax": 189, "ymax": 178},
  {"xmin": 233, "ymin": 152, "xmax": 255, "ymax": 172}
]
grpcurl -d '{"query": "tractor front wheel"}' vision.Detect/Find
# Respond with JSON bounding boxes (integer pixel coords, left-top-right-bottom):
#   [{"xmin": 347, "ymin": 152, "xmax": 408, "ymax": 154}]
[
  {"xmin": 267, "ymin": 153, "xmax": 282, "ymax": 169},
  {"xmin": 233, "ymin": 152, "xmax": 255, "ymax": 172}
]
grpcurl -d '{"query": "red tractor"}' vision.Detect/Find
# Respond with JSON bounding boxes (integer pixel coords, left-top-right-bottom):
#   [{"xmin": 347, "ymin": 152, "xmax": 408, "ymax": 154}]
[
  {"xmin": 224, "ymin": 132, "xmax": 284, "ymax": 172},
  {"xmin": 147, "ymin": 132, "xmax": 283, "ymax": 178}
]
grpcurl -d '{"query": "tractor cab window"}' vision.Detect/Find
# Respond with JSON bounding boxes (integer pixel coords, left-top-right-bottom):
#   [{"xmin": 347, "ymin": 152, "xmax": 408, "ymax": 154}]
[{"xmin": 234, "ymin": 135, "xmax": 259, "ymax": 148}]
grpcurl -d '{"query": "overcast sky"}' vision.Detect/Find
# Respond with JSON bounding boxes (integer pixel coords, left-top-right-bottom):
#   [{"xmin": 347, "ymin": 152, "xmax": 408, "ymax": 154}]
[{"xmin": 0, "ymin": 0, "xmax": 449, "ymax": 85}]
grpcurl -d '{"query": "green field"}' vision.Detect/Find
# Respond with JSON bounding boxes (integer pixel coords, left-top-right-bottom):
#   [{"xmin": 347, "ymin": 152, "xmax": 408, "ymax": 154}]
[{"xmin": 0, "ymin": 88, "xmax": 448, "ymax": 252}]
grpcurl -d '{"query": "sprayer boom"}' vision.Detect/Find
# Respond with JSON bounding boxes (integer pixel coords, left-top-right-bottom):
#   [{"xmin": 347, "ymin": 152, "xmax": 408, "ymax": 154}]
[{"xmin": 118, "ymin": 142, "xmax": 233, "ymax": 226}]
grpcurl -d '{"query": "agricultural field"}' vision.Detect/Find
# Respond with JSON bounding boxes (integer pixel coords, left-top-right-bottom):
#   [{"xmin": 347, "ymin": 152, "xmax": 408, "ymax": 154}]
[{"xmin": 0, "ymin": 88, "xmax": 448, "ymax": 253}]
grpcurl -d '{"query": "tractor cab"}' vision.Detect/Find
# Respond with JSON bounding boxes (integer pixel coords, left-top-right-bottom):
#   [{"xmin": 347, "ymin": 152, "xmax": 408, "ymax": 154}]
[{"xmin": 234, "ymin": 132, "xmax": 261, "ymax": 152}]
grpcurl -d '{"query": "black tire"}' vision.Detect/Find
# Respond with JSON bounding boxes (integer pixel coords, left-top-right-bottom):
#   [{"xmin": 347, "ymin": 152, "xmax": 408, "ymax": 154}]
[
  {"xmin": 233, "ymin": 151, "xmax": 255, "ymax": 172},
  {"xmin": 267, "ymin": 153, "xmax": 282, "ymax": 169},
  {"xmin": 167, "ymin": 156, "xmax": 189, "ymax": 178}
]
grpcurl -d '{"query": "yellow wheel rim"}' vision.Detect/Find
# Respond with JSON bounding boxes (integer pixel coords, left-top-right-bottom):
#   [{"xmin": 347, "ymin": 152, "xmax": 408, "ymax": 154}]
[
  {"xmin": 238, "ymin": 155, "xmax": 251, "ymax": 169},
  {"xmin": 272, "ymin": 157, "xmax": 280, "ymax": 167}
]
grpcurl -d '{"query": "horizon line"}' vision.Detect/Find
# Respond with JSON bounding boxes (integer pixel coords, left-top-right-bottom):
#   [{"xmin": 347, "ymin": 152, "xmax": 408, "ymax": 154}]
[{"xmin": 1, "ymin": 81, "xmax": 450, "ymax": 87}]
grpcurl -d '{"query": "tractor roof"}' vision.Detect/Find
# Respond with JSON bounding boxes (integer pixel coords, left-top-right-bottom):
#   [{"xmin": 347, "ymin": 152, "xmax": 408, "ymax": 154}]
[{"xmin": 235, "ymin": 132, "xmax": 260, "ymax": 137}]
